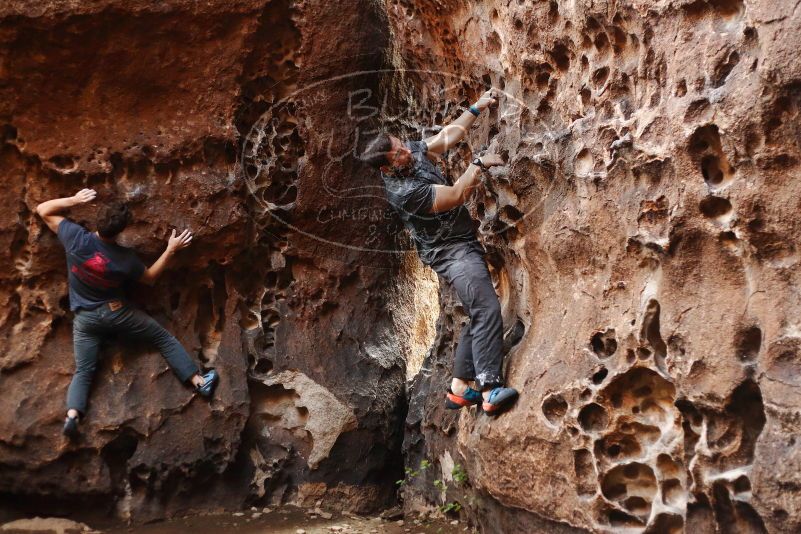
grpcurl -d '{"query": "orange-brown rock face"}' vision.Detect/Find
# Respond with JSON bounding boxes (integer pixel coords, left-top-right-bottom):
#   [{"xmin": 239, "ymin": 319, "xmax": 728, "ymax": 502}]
[
  {"xmin": 3, "ymin": 0, "xmax": 800, "ymax": 531},
  {"xmin": 388, "ymin": 1, "xmax": 801, "ymax": 532},
  {"xmin": 0, "ymin": 0, "xmax": 416, "ymax": 524}
]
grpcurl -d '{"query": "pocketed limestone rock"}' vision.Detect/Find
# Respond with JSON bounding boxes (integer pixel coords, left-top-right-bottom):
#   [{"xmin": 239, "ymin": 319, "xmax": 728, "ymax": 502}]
[{"xmin": 390, "ymin": 0, "xmax": 801, "ymax": 532}]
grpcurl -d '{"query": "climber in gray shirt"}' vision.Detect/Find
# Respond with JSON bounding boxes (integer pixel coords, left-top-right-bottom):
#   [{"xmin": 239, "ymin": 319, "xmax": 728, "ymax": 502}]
[
  {"xmin": 361, "ymin": 88, "xmax": 518, "ymax": 415},
  {"xmin": 36, "ymin": 189, "xmax": 219, "ymax": 439}
]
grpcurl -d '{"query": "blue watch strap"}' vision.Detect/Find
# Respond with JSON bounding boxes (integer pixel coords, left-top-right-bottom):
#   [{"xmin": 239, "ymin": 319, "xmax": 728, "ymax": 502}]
[{"xmin": 468, "ymin": 105, "xmax": 480, "ymax": 117}]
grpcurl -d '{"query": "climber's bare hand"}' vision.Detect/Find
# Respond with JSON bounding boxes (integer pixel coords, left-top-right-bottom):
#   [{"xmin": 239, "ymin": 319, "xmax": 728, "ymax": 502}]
[
  {"xmin": 479, "ymin": 154, "xmax": 504, "ymax": 167},
  {"xmin": 72, "ymin": 189, "xmax": 97, "ymax": 205},
  {"xmin": 475, "ymin": 88, "xmax": 498, "ymax": 111},
  {"xmin": 167, "ymin": 229, "xmax": 193, "ymax": 253}
]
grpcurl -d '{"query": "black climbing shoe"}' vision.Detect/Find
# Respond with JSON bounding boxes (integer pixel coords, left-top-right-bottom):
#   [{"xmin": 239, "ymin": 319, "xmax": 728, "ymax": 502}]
[
  {"xmin": 482, "ymin": 387, "xmax": 519, "ymax": 415},
  {"xmin": 195, "ymin": 369, "xmax": 219, "ymax": 398},
  {"xmin": 63, "ymin": 415, "xmax": 79, "ymax": 440}
]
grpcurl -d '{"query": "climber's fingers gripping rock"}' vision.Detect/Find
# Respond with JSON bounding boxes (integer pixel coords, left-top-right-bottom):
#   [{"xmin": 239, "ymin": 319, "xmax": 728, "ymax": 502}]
[
  {"xmin": 73, "ymin": 188, "xmax": 97, "ymax": 204},
  {"xmin": 167, "ymin": 229, "xmax": 193, "ymax": 253},
  {"xmin": 479, "ymin": 154, "xmax": 504, "ymax": 167},
  {"xmin": 475, "ymin": 88, "xmax": 498, "ymax": 112}
]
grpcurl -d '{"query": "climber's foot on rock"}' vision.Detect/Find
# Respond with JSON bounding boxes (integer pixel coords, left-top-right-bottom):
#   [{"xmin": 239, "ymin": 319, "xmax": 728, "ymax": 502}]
[
  {"xmin": 195, "ymin": 369, "xmax": 219, "ymax": 398},
  {"xmin": 482, "ymin": 387, "xmax": 519, "ymax": 415},
  {"xmin": 445, "ymin": 387, "xmax": 482, "ymax": 409},
  {"xmin": 63, "ymin": 414, "xmax": 79, "ymax": 440}
]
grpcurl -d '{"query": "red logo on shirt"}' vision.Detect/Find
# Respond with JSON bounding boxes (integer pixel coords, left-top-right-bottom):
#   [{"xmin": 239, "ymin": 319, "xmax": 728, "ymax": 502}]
[{"xmin": 71, "ymin": 252, "xmax": 118, "ymax": 288}]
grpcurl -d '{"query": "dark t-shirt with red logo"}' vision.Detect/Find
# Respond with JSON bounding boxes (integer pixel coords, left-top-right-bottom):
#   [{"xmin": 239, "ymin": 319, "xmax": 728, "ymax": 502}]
[{"xmin": 57, "ymin": 219, "xmax": 146, "ymax": 311}]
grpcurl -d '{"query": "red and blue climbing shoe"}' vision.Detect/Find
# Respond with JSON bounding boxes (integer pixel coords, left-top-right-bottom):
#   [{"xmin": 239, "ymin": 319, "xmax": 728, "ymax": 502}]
[
  {"xmin": 445, "ymin": 387, "xmax": 483, "ymax": 410},
  {"xmin": 482, "ymin": 387, "xmax": 519, "ymax": 415}
]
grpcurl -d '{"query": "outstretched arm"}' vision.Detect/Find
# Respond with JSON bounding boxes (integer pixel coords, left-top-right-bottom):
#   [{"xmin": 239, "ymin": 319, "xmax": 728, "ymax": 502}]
[
  {"xmin": 424, "ymin": 89, "xmax": 497, "ymax": 155},
  {"xmin": 35, "ymin": 189, "xmax": 97, "ymax": 233},
  {"xmin": 430, "ymin": 154, "xmax": 504, "ymax": 213},
  {"xmin": 139, "ymin": 229, "xmax": 193, "ymax": 286}
]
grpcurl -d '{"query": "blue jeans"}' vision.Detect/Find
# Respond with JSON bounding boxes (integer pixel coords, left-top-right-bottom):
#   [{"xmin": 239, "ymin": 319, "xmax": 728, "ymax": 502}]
[
  {"xmin": 67, "ymin": 302, "xmax": 200, "ymax": 416},
  {"xmin": 428, "ymin": 241, "xmax": 504, "ymax": 390}
]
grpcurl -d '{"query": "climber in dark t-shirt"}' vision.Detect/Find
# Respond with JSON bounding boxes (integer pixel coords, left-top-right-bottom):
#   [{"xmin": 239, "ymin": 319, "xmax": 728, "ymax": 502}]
[
  {"xmin": 35, "ymin": 189, "xmax": 219, "ymax": 439},
  {"xmin": 361, "ymin": 88, "xmax": 519, "ymax": 415},
  {"xmin": 58, "ymin": 218, "xmax": 146, "ymax": 311},
  {"xmin": 381, "ymin": 139, "xmax": 478, "ymax": 265}
]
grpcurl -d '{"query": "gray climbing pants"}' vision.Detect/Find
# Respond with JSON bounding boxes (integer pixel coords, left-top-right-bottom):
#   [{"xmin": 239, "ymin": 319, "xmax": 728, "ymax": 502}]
[
  {"xmin": 67, "ymin": 302, "xmax": 200, "ymax": 415},
  {"xmin": 428, "ymin": 241, "xmax": 504, "ymax": 390}
]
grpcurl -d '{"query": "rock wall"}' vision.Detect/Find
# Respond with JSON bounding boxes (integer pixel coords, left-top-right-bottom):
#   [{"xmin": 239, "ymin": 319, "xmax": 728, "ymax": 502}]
[
  {"xmin": 388, "ymin": 1, "xmax": 801, "ymax": 533},
  {"xmin": 3, "ymin": 0, "xmax": 800, "ymax": 532},
  {"xmin": 0, "ymin": 0, "xmax": 425, "ymax": 524}
]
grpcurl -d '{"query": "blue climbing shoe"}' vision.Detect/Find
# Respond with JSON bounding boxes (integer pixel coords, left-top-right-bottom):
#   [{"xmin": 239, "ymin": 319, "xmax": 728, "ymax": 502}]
[
  {"xmin": 445, "ymin": 387, "xmax": 483, "ymax": 409},
  {"xmin": 196, "ymin": 369, "xmax": 219, "ymax": 398},
  {"xmin": 482, "ymin": 387, "xmax": 519, "ymax": 415}
]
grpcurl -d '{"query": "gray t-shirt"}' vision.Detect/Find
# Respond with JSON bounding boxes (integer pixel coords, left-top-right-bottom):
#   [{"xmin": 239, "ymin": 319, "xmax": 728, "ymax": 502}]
[
  {"xmin": 381, "ymin": 140, "xmax": 478, "ymax": 264},
  {"xmin": 58, "ymin": 219, "xmax": 146, "ymax": 311}
]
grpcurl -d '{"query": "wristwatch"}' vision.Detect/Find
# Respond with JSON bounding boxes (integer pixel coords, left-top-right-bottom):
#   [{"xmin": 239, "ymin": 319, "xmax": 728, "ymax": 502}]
[{"xmin": 472, "ymin": 157, "xmax": 487, "ymax": 170}]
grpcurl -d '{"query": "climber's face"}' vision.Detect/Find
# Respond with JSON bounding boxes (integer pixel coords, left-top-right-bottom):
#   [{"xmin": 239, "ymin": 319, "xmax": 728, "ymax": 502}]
[{"xmin": 384, "ymin": 136, "xmax": 412, "ymax": 170}]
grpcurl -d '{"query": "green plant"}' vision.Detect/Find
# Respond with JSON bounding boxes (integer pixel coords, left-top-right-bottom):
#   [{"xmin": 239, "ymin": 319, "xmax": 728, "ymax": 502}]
[
  {"xmin": 440, "ymin": 501, "xmax": 462, "ymax": 514},
  {"xmin": 433, "ymin": 479, "xmax": 446, "ymax": 492},
  {"xmin": 452, "ymin": 463, "xmax": 469, "ymax": 485},
  {"xmin": 397, "ymin": 460, "xmax": 432, "ymax": 487},
  {"xmin": 396, "ymin": 466, "xmax": 419, "ymax": 486}
]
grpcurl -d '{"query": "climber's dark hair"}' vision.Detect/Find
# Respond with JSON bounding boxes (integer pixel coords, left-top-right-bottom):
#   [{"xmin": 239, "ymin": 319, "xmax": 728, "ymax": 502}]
[
  {"xmin": 360, "ymin": 133, "xmax": 393, "ymax": 169},
  {"xmin": 97, "ymin": 201, "xmax": 131, "ymax": 238}
]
